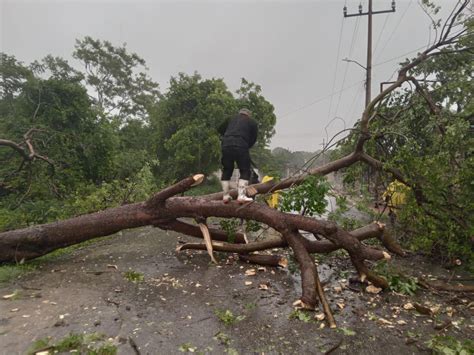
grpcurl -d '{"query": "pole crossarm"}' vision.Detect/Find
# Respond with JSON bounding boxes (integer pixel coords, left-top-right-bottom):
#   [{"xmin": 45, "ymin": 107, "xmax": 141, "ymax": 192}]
[{"xmin": 344, "ymin": 9, "xmax": 395, "ymax": 17}]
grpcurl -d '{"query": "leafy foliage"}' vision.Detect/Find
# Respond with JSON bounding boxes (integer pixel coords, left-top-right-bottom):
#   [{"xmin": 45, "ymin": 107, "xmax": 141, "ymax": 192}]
[
  {"xmin": 214, "ymin": 309, "xmax": 245, "ymax": 326},
  {"xmin": 219, "ymin": 218, "xmax": 241, "ymax": 243},
  {"xmin": 279, "ymin": 175, "xmax": 329, "ymax": 216},
  {"xmin": 374, "ymin": 261, "xmax": 419, "ymax": 296},
  {"xmin": 333, "ymin": 17, "xmax": 473, "ymax": 263},
  {"xmin": 27, "ymin": 332, "xmax": 116, "ymax": 355},
  {"xmin": 124, "ymin": 270, "xmax": 144, "ymax": 283},
  {"xmin": 288, "ymin": 309, "xmax": 313, "ymax": 323},
  {"xmin": 73, "ymin": 36, "xmax": 160, "ymax": 122},
  {"xmin": 150, "ymin": 73, "xmax": 277, "ymax": 181},
  {"xmin": 327, "ymin": 195, "xmax": 365, "ymax": 230},
  {"xmin": 0, "ymin": 37, "xmax": 277, "ymax": 232},
  {"xmin": 426, "ymin": 335, "xmax": 474, "ymax": 355}
]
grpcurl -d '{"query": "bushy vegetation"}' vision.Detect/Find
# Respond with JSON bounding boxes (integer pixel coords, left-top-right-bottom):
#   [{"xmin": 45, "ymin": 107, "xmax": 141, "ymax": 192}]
[
  {"xmin": 332, "ymin": 16, "xmax": 473, "ymax": 265},
  {"xmin": 0, "ymin": 37, "xmax": 277, "ymax": 231}
]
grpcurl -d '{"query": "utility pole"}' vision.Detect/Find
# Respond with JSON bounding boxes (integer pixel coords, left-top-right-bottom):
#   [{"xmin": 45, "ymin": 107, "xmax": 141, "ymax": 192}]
[{"xmin": 344, "ymin": 0, "xmax": 396, "ymax": 108}]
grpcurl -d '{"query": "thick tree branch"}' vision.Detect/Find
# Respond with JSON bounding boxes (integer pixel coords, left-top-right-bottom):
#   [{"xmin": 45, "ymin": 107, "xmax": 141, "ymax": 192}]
[
  {"xmin": 284, "ymin": 230, "xmax": 319, "ymax": 309},
  {"xmin": 145, "ymin": 174, "xmax": 204, "ymax": 208},
  {"xmin": 0, "ymin": 129, "xmax": 54, "ymax": 167}
]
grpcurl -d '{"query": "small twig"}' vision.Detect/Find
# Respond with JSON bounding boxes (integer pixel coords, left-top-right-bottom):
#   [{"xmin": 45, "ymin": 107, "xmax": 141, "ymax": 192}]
[
  {"xmin": 315, "ymin": 264, "xmax": 337, "ymax": 328},
  {"xmin": 18, "ymin": 283, "xmax": 42, "ymax": 291},
  {"xmin": 324, "ymin": 339, "xmax": 343, "ymax": 355},
  {"xmin": 129, "ymin": 336, "xmax": 141, "ymax": 355}
]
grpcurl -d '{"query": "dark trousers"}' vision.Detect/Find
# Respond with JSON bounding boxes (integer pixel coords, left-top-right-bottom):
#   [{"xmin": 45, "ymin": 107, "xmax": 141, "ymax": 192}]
[{"xmin": 221, "ymin": 146, "xmax": 251, "ymax": 181}]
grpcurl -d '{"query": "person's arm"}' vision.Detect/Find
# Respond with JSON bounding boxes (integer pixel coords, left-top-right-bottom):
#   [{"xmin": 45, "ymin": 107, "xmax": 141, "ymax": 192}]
[
  {"xmin": 248, "ymin": 119, "xmax": 258, "ymax": 148},
  {"xmin": 218, "ymin": 116, "xmax": 230, "ymax": 137}
]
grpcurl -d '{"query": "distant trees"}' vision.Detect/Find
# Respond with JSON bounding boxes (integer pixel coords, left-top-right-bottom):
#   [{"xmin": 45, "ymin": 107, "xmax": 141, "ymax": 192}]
[
  {"xmin": 270, "ymin": 147, "xmax": 330, "ymax": 178},
  {"xmin": 73, "ymin": 36, "xmax": 160, "ymax": 122},
  {"xmin": 0, "ymin": 38, "xmax": 277, "ymax": 229}
]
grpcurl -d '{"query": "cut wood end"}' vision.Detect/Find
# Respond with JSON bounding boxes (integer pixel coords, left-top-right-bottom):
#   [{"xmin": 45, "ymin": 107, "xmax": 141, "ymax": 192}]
[
  {"xmin": 246, "ymin": 186, "xmax": 258, "ymax": 197},
  {"xmin": 176, "ymin": 245, "xmax": 184, "ymax": 252},
  {"xmin": 278, "ymin": 257, "xmax": 288, "ymax": 268},
  {"xmin": 292, "ymin": 299, "xmax": 315, "ymax": 310},
  {"xmin": 375, "ymin": 221, "xmax": 386, "ymax": 229},
  {"xmin": 329, "ymin": 323, "xmax": 337, "ymax": 329},
  {"xmin": 191, "ymin": 174, "xmax": 205, "ymax": 186},
  {"xmin": 383, "ymin": 251, "xmax": 391, "ymax": 260},
  {"xmin": 360, "ymin": 273, "xmax": 367, "ymax": 282}
]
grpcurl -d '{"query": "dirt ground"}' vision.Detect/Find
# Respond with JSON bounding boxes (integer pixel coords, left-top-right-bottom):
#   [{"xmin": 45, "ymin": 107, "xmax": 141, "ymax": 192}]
[{"xmin": 0, "ymin": 226, "xmax": 472, "ymax": 354}]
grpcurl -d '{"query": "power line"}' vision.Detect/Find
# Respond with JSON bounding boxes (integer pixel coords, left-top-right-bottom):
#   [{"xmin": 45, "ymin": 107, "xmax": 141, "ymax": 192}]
[
  {"xmin": 334, "ymin": 16, "xmax": 361, "ymax": 117},
  {"xmin": 347, "ymin": 81, "xmax": 364, "ymax": 120},
  {"xmin": 327, "ymin": 15, "xmax": 346, "ymax": 123},
  {"xmin": 374, "ymin": 0, "xmax": 414, "ymax": 63},
  {"xmin": 373, "ymin": 13, "xmax": 391, "ymax": 56},
  {"xmin": 279, "ymin": 80, "xmax": 365, "ymax": 119},
  {"xmin": 373, "ymin": 44, "xmax": 426, "ymax": 67}
]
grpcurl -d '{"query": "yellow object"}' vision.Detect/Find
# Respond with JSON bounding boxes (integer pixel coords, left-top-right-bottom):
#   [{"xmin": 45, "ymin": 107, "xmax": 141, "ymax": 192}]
[
  {"xmin": 382, "ymin": 180, "xmax": 409, "ymax": 209},
  {"xmin": 262, "ymin": 175, "xmax": 280, "ymax": 208}
]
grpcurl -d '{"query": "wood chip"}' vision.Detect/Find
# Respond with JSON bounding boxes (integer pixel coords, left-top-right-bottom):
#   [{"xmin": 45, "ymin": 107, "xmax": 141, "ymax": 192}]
[
  {"xmin": 259, "ymin": 284, "xmax": 269, "ymax": 290},
  {"xmin": 378, "ymin": 318, "xmax": 393, "ymax": 325},
  {"xmin": 2, "ymin": 293, "xmax": 16, "ymax": 299},
  {"xmin": 403, "ymin": 303, "xmax": 414, "ymax": 310},
  {"xmin": 315, "ymin": 313, "xmax": 326, "ymax": 321},
  {"xmin": 278, "ymin": 258, "xmax": 288, "ymax": 268},
  {"xmin": 366, "ymin": 285, "xmax": 382, "ymax": 294},
  {"xmin": 244, "ymin": 281, "xmax": 253, "ymax": 286},
  {"xmin": 245, "ymin": 269, "xmax": 256, "ymax": 276}
]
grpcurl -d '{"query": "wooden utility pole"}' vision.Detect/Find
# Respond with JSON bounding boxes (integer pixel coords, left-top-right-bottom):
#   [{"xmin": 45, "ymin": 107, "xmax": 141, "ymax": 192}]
[{"xmin": 344, "ymin": 0, "xmax": 396, "ymax": 108}]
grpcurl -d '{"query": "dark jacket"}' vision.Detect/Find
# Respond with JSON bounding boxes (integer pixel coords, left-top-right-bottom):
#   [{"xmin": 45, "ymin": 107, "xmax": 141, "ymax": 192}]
[{"xmin": 221, "ymin": 113, "xmax": 258, "ymax": 149}]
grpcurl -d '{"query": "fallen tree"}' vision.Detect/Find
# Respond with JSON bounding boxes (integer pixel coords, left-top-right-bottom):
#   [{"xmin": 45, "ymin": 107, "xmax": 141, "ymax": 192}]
[{"xmin": 0, "ymin": 0, "xmax": 471, "ymax": 328}]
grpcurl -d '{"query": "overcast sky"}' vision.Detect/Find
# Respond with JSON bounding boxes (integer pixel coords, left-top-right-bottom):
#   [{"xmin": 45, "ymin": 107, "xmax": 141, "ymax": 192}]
[{"xmin": 1, "ymin": 0, "xmax": 456, "ymax": 151}]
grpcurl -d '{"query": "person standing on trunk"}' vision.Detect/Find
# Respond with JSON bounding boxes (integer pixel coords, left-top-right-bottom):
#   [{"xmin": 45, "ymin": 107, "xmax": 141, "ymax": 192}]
[{"xmin": 220, "ymin": 108, "xmax": 258, "ymax": 203}]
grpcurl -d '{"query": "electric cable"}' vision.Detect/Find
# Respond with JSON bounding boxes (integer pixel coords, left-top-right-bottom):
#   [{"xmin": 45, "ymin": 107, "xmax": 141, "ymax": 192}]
[
  {"xmin": 374, "ymin": 0, "xmax": 414, "ymax": 63},
  {"xmin": 334, "ymin": 16, "xmax": 361, "ymax": 118},
  {"xmin": 327, "ymin": 14, "xmax": 346, "ymax": 124},
  {"xmin": 279, "ymin": 80, "xmax": 364, "ymax": 119}
]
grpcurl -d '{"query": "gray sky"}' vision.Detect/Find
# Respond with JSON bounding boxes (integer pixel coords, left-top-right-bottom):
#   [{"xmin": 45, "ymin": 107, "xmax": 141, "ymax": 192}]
[{"xmin": 1, "ymin": 0, "xmax": 455, "ymax": 151}]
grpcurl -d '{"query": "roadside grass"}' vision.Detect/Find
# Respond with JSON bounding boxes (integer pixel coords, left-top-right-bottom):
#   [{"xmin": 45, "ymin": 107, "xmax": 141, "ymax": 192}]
[{"xmin": 27, "ymin": 332, "xmax": 117, "ymax": 355}]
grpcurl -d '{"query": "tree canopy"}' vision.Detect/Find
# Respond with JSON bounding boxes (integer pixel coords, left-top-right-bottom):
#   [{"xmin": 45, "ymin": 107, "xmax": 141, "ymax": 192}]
[{"xmin": 0, "ymin": 38, "xmax": 277, "ymax": 229}]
